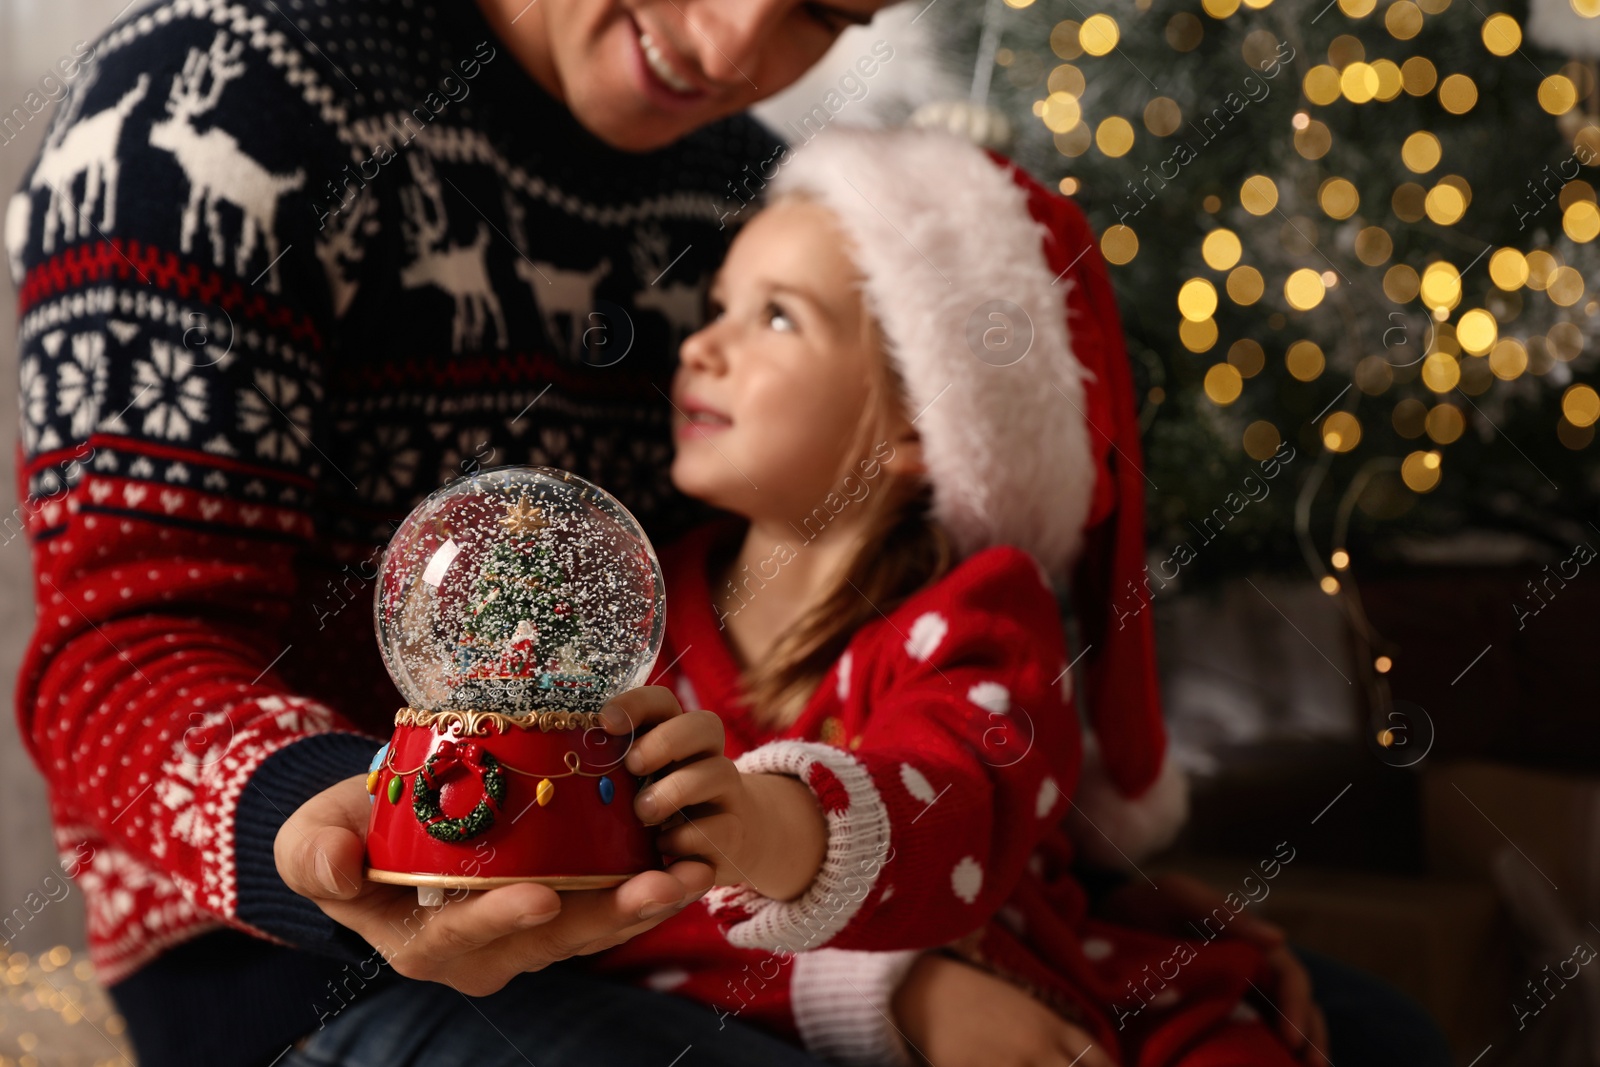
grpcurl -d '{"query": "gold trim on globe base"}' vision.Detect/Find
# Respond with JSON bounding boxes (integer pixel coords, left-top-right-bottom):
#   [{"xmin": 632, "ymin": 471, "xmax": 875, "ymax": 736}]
[
  {"xmin": 394, "ymin": 706, "xmax": 605, "ymax": 736},
  {"xmin": 364, "ymin": 867, "xmax": 635, "ymax": 891}
]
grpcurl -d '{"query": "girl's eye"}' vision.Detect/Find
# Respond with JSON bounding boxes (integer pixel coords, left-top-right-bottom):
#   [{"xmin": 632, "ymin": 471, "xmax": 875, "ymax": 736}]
[{"xmin": 766, "ymin": 302, "xmax": 795, "ymax": 333}]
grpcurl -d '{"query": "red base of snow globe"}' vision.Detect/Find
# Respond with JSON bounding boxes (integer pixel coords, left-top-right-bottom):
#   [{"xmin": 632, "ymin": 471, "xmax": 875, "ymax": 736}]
[{"xmin": 364, "ymin": 706, "xmax": 659, "ymax": 900}]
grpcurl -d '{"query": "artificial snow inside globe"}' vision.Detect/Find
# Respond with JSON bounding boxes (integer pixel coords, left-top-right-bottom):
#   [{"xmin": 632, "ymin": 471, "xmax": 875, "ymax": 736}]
[{"xmin": 364, "ymin": 466, "xmax": 666, "ymax": 903}]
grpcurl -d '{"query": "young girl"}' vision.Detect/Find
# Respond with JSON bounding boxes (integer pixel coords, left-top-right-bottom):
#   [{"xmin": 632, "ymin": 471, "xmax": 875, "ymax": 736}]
[{"xmin": 586, "ymin": 126, "xmax": 1316, "ymax": 1067}]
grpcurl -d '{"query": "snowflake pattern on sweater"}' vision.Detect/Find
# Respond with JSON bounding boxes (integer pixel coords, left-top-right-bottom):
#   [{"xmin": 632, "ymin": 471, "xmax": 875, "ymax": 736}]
[{"xmin": 9, "ymin": 0, "xmax": 778, "ymax": 997}]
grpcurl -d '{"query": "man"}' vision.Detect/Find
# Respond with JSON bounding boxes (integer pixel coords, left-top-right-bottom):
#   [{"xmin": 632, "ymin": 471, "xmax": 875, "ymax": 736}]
[
  {"xmin": 8, "ymin": 1, "xmax": 889, "ymax": 1063},
  {"xmin": 11, "ymin": 2, "xmax": 1445, "ymax": 1065}
]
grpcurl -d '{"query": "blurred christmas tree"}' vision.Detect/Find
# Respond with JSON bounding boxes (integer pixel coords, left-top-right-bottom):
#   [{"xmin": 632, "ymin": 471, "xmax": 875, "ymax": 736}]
[
  {"xmin": 923, "ymin": 0, "xmax": 1600, "ymax": 583},
  {"xmin": 457, "ymin": 499, "xmax": 580, "ymax": 680}
]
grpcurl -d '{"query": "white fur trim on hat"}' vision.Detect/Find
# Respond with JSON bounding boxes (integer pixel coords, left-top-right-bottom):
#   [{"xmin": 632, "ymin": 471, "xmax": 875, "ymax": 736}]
[
  {"xmin": 768, "ymin": 127, "xmax": 1096, "ymax": 584},
  {"xmin": 1067, "ymin": 736, "xmax": 1189, "ymax": 869}
]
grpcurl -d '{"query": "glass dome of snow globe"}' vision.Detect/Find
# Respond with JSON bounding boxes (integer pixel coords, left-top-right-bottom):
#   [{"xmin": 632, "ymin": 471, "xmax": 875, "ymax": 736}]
[{"xmin": 374, "ymin": 466, "xmax": 665, "ymax": 716}]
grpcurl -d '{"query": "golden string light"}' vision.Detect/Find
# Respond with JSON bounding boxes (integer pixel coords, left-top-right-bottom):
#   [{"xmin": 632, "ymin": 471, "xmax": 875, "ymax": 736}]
[{"xmin": 1031, "ymin": 0, "xmax": 1596, "ymax": 699}]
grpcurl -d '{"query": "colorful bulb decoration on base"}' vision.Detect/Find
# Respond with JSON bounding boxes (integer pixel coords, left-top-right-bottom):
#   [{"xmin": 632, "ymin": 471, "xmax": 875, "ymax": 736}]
[{"xmin": 364, "ymin": 466, "xmax": 666, "ymax": 901}]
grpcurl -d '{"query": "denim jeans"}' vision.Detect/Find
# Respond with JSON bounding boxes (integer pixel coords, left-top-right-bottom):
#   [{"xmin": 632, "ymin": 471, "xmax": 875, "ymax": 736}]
[
  {"xmin": 281, "ymin": 948, "xmax": 1451, "ymax": 1067},
  {"xmin": 280, "ymin": 962, "xmax": 827, "ymax": 1067},
  {"xmin": 1297, "ymin": 947, "xmax": 1454, "ymax": 1067}
]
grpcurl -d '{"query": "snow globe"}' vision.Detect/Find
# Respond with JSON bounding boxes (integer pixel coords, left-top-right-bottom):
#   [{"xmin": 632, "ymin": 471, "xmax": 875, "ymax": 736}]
[{"xmin": 363, "ymin": 466, "xmax": 666, "ymax": 903}]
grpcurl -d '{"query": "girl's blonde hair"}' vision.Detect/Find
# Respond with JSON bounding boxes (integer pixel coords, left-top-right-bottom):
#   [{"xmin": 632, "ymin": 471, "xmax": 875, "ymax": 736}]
[{"xmin": 731, "ymin": 194, "xmax": 955, "ymax": 729}]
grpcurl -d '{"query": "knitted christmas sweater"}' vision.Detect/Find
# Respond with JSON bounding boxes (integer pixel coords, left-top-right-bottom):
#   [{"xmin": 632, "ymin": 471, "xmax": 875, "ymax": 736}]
[
  {"xmin": 594, "ymin": 521, "xmax": 1297, "ymax": 1067},
  {"xmin": 588, "ymin": 518, "xmax": 1085, "ymax": 1063},
  {"xmin": 7, "ymin": 1, "xmax": 780, "ymax": 1063}
]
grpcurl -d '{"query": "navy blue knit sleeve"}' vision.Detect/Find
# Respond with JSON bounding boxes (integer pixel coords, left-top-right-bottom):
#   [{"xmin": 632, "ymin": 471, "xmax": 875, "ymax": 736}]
[{"xmin": 235, "ymin": 733, "xmax": 387, "ymax": 958}]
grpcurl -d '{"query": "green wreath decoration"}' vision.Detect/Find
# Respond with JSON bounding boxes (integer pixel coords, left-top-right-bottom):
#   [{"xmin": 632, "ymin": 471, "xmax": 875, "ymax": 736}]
[{"xmin": 411, "ymin": 741, "xmax": 507, "ymax": 843}]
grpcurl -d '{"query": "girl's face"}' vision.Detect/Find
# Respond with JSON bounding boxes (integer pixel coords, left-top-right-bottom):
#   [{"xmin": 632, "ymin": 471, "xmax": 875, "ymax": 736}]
[
  {"xmin": 488, "ymin": 0, "xmax": 890, "ymax": 151},
  {"xmin": 670, "ymin": 198, "xmax": 901, "ymax": 523}
]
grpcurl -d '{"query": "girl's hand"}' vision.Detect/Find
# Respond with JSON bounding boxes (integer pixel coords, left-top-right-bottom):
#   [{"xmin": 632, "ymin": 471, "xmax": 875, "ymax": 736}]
[
  {"xmin": 1097, "ymin": 872, "xmax": 1329, "ymax": 1067},
  {"xmin": 892, "ymin": 953, "xmax": 1119, "ymax": 1067},
  {"xmin": 606, "ymin": 703, "xmax": 826, "ymax": 900}
]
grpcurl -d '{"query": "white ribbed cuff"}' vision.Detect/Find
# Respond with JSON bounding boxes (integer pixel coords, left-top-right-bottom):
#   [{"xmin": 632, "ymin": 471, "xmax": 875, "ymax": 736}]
[
  {"xmin": 703, "ymin": 740, "xmax": 891, "ymax": 953},
  {"xmin": 792, "ymin": 948, "xmax": 922, "ymax": 1067}
]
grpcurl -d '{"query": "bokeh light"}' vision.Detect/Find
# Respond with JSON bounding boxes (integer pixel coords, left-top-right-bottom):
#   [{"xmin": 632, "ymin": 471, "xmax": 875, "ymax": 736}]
[{"xmin": 1205, "ymin": 363, "xmax": 1244, "ymax": 404}]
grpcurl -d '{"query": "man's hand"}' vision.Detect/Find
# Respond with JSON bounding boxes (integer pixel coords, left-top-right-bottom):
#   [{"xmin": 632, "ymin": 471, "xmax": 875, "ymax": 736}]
[
  {"xmin": 893, "ymin": 953, "xmax": 1119, "ymax": 1067},
  {"xmin": 1098, "ymin": 871, "xmax": 1330, "ymax": 1067},
  {"xmin": 610, "ymin": 703, "xmax": 827, "ymax": 901},
  {"xmin": 273, "ymin": 686, "xmax": 714, "ymax": 997}
]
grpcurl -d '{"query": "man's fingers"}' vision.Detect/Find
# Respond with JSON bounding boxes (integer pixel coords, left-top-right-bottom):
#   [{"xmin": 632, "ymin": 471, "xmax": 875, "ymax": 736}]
[
  {"xmin": 1267, "ymin": 946, "xmax": 1315, "ymax": 1046},
  {"xmin": 524, "ymin": 862, "xmax": 712, "ymax": 962},
  {"xmin": 568, "ymin": 861, "xmax": 717, "ymax": 950},
  {"xmin": 277, "ymin": 764, "xmax": 717, "ymax": 981},
  {"xmin": 311, "ymin": 826, "xmax": 368, "ymax": 900},
  {"xmin": 385, "ymin": 882, "xmax": 562, "ymax": 963},
  {"xmin": 623, "ymin": 709, "xmax": 725, "ymax": 776},
  {"xmin": 564, "ymin": 863, "xmax": 712, "ymax": 926},
  {"xmin": 1056, "ymin": 1022, "xmax": 1119, "ymax": 1067},
  {"xmin": 1154, "ymin": 872, "xmax": 1213, "ymax": 908},
  {"xmin": 274, "ymin": 774, "xmax": 372, "ymax": 901},
  {"xmin": 1058, "ymin": 1044, "xmax": 1119, "ymax": 1067},
  {"xmin": 1304, "ymin": 1005, "xmax": 1331, "ymax": 1067},
  {"xmin": 1231, "ymin": 908, "xmax": 1288, "ymax": 949},
  {"xmin": 1258, "ymin": 947, "xmax": 1331, "ymax": 1067},
  {"xmin": 610, "ymin": 861, "xmax": 715, "ymax": 917},
  {"xmin": 433, "ymin": 862, "xmax": 710, "ymax": 962}
]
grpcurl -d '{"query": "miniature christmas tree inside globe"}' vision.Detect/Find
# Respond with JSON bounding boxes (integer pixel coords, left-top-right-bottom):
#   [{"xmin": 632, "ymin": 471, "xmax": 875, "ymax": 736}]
[{"xmin": 374, "ymin": 466, "xmax": 665, "ymax": 717}]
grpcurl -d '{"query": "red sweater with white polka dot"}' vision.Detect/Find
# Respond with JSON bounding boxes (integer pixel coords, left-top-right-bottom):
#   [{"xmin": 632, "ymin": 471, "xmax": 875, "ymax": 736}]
[
  {"xmin": 594, "ymin": 523, "xmax": 1290, "ymax": 1067},
  {"xmin": 588, "ymin": 518, "xmax": 1083, "ymax": 1054}
]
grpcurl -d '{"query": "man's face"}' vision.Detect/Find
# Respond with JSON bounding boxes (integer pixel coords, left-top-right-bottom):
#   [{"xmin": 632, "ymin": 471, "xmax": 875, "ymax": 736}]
[{"xmin": 500, "ymin": 0, "xmax": 895, "ymax": 150}]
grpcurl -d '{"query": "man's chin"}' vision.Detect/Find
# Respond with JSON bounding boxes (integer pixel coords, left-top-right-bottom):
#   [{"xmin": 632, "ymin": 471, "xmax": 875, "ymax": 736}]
[{"xmin": 573, "ymin": 100, "xmax": 713, "ymax": 152}]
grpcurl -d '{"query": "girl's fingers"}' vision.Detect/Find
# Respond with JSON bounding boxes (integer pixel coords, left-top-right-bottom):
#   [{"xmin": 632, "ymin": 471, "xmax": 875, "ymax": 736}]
[
  {"xmin": 598, "ymin": 685, "xmax": 685, "ymax": 736},
  {"xmin": 635, "ymin": 756, "xmax": 739, "ymax": 823},
  {"xmin": 623, "ymin": 708, "xmax": 726, "ymax": 775},
  {"xmin": 655, "ymin": 811, "xmax": 746, "ymax": 878}
]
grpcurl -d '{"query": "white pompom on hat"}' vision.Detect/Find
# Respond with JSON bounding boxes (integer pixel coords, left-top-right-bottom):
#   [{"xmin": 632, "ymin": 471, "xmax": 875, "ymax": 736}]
[{"xmin": 766, "ymin": 126, "xmax": 1186, "ymax": 863}]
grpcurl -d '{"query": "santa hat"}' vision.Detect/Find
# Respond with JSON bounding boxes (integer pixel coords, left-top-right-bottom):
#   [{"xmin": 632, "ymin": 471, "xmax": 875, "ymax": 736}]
[{"xmin": 767, "ymin": 126, "xmax": 1186, "ymax": 865}]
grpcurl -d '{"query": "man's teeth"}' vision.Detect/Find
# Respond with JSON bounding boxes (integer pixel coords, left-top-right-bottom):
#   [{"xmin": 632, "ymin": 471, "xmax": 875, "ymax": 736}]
[{"xmin": 639, "ymin": 30, "xmax": 695, "ymax": 93}]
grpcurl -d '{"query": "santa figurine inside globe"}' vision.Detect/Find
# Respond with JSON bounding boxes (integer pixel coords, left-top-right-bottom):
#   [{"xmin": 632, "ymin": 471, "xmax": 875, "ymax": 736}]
[{"xmin": 364, "ymin": 466, "xmax": 665, "ymax": 905}]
